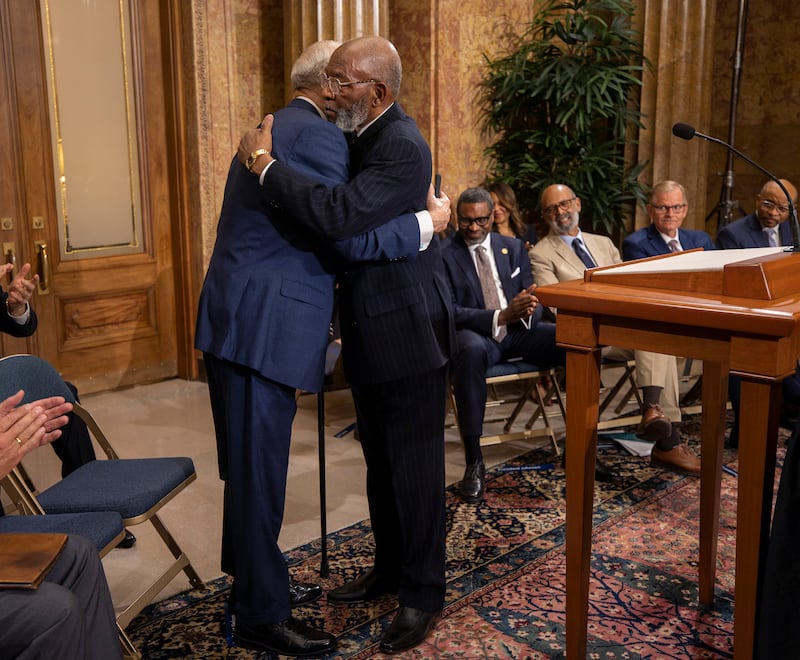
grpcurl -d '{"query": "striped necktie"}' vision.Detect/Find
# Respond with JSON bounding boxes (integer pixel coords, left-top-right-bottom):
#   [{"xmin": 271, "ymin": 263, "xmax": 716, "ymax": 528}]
[{"xmin": 475, "ymin": 246, "xmax": 506, "ymax": 342}]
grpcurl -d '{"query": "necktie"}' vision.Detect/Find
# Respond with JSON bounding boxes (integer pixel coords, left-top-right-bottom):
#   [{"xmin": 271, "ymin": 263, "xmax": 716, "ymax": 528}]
[
  {"xmin": 475, "ymin": 246, "xmax": 506, "ymax": 342},
  {"xmin": 668, "ymin": 239, "xmax": 681, "ymax": 253},
  {"xmin": 572, "ymin": 238, "xmax": 596, "ymax": 269},
  {"xmin": 767, "ymin": 227, "xmax": 778, "ymax": 247}
]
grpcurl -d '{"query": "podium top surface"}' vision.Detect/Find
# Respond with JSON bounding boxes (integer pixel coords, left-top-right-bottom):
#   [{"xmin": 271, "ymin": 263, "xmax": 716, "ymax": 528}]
[{"xmin": 535, "ymin": 247, "xmax": 800, "ymax": 338}]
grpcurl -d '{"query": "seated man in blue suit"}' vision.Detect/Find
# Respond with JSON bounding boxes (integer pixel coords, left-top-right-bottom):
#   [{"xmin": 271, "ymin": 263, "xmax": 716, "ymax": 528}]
[
  {"xmin": 622, "ymin": 180, "xmax": 712, "ymax": 473},
  {"xmin": 716, "ymin": 178, "xmax": 797, "ymax": 249},
  {"xmin": 715, "ymin": 178, "xmax": 799, "ymax": 444},
  {"xmin": 622, "ymin": 180, "xmax": 716, "ymax": 259},
  {"xmin": 195, "ymin": 40, "xmax": 450, "ymax": 658},
  {"xmin": 442, "ymin": 187, "xmax": 565, "ymax": 503}
]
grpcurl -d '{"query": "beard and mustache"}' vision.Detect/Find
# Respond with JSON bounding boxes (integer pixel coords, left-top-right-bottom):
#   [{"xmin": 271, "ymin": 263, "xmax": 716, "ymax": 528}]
[
  {"xmin": 549, "ymin": 209, "xmax": 580, "ymax": 235},
  {"xmin": 334, "ymin": 94, "xmax": 371, "ymax": 133}
]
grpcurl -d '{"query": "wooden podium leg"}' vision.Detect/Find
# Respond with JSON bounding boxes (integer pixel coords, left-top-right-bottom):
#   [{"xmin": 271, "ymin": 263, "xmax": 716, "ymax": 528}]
[
  {"xmin": 734, "ymin": 377, "xmax": 780, "ymax": 659},
  {"xmin": 565, "ymin": 348, "xmax": 600, "ymax": 659},
  {"xmin": 698, "ymin": 360, "xmax": 727, "ymax": 606}
]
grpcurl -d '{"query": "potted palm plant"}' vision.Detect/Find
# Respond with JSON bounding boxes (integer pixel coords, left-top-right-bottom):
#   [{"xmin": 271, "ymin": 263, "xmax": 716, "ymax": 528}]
[{"xmin": 478, "ymin": 0, "xmax": 650, "ymax": 239}]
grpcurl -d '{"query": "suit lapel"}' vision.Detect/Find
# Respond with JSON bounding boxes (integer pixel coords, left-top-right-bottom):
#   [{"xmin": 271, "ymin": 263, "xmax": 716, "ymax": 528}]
[
  {"xmin": 452, "ymin": 237, "xmax": 483, "ymax": 304},
  {"xmin": 491, "ymin": 236, "xmax": 513, "ymax": 293},
  {"xmin": 779, "ymin": 221, "xmax": 794, "ymax": 246},
  {"xmin": 552, "ymin": 235, "xmax": 581, "ymax": 271}
]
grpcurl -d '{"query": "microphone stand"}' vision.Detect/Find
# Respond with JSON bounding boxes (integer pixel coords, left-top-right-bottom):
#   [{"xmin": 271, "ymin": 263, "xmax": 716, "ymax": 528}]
[{"xmin": 709, "ymin": 0, "xmax": 749, "ymax": 230}]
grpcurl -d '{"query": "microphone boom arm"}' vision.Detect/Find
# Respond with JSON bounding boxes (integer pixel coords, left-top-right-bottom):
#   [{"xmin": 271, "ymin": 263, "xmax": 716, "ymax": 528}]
[{"xmin": 678, "ymin": 126, "xmax": 800, "ymax": 251}]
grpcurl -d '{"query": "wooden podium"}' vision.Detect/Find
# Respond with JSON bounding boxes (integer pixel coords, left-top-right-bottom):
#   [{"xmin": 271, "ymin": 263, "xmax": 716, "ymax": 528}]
[{"xmin": 535, "ymin": 247, "xmax": 800, "ymax": 658}]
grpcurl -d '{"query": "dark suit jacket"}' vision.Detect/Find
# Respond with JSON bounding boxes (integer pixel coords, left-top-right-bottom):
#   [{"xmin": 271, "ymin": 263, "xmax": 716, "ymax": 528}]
[
  {"xmin": 194, "ymin": 99, "xmax": 420, "ymax": 393},
  {"xmin": 262, "ymin": 103, "xmax": 454, "ymax": 385},
  {"xmin": 442, "ymin": 233, "xmax": 535, "ymax": 335},
  {"xmin": 622, "ymin": 223, "xmax": 716, "ymax": 260},
  {"xmin": 0, "ymin": 292, "xmax": 37, "ymax": 338},
  {"xmin": 716, "ymin": 212, "xmax": 795, "ymax": 249}
]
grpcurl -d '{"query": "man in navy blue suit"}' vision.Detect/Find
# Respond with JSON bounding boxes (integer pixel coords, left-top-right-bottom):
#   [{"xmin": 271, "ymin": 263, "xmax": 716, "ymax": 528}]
[
  {"xmin": 716, "ymin": 179, "xmax": 797, "ymax": 249},
  {"xmin": 622, "ymin": 180, "xmax": 712, "ymax": 474},
  {"xmin": 715, "ymin": 179, "xmax": 799, "ymax": 445},
  {"xmin": 238, "ymin": 35, "xmax": 454, "ymax": 654},
  {"xmin": 442, "ymin": 187, "xmax": 564, "ymax": 503},
  {"xmin": 622, "ymin": 180, "xmax": 716, "ymax": 259},
  {"xmin": 195, "ymin": 41, "xmax": 450, "ymax": 658}
]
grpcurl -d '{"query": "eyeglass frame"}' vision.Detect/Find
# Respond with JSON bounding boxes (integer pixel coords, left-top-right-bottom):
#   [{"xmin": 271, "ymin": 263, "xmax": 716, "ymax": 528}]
[
  {"xmin": 541, "ymin": 197, "xmax": 577, "ymax": 217},
  {"xmin": 759, "ymin": 198, "xmax": 792, "ymax": 214},
  {"xmin": 321, "ymin": 72, "xmax": 379, "ymax": 95},
  {"xmin": 457, "ymin": 215, "xmax": 492, "ymax": 227},
  {"xmin": 648, "ymin": 203, "xmax": 687, "ymax": 214}
]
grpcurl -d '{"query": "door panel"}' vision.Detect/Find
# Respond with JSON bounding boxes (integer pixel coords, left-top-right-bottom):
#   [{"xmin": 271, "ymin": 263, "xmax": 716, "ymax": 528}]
[{"xmin": 0, "ymin": 0, "xmax": 177, "ymax": 393}]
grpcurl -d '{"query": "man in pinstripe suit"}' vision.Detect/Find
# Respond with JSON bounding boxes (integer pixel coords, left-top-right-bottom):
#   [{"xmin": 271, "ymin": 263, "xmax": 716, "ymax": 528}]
[{"xmin": 238, "ymin": 35, "xmax": 453, "ymax": 654}]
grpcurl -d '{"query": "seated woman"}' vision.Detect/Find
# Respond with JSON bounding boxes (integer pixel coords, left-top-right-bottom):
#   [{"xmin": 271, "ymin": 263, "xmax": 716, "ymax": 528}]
[{"xmin": 484, "ymin": 181, "xmax": 539, "ymax": 249}]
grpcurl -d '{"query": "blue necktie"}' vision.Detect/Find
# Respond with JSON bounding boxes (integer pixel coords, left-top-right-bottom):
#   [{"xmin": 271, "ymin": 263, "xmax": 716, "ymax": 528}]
[{"xmin": 572, "ymin": 238, "xmax": 596, "ymax": 269}]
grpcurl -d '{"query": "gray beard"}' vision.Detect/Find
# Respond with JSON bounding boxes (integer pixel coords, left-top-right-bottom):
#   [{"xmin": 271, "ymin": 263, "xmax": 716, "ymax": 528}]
[
  {"xmin": 335, "ymin": 95, "xmax": 370, "ymax": 133},
  {"xmin": 550, "ymin": 211, "xmax": 580, "ymax": 235}
]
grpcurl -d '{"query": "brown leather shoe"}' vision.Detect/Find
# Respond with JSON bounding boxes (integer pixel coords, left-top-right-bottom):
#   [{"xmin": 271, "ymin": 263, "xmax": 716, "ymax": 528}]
[
  {"xmin": 636, "ymin": 404, "xmax": 672, "ymax": 443},
  {"xmin": 651, "ymin": 443, "xmax": 700, "ymax": 476}
]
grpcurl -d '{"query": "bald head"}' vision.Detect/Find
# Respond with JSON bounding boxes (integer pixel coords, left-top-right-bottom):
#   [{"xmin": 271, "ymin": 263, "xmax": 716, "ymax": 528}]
[
  {"xmin": 540, "ymin": 184, "xmax": 581, "ymax": 235},
  {"xmin": 331, "ymin": 36, "xmax": 402, "ymax": 96},
  {"xmin": 756, "ymin": 179, "xmax": 797, "ymax": 229},
  {"xmin": 324, "ymin": 36, "xmax": 402, "ymax": 133}
]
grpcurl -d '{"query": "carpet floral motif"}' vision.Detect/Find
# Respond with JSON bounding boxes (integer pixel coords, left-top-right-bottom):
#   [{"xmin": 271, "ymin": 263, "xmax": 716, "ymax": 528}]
[{"xmin": 128, "ymin": 417, "xmax": 783, "ymax": 658}]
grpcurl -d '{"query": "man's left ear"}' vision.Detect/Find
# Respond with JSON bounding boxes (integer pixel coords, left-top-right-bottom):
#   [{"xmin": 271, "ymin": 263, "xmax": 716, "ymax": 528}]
[{"xmin": 372, "ymin": 82, "xmax": 387, "ymax": 105}]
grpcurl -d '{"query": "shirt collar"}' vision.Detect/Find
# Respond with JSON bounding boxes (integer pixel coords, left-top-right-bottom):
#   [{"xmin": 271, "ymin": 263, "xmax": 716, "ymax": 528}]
[
  {"xmin": 295, "ymin": 95, "xmax": 326, "ymax": 120},
  {"xmin": 354, "ymin": 102, "xmax": 395, "ymax": 137}
]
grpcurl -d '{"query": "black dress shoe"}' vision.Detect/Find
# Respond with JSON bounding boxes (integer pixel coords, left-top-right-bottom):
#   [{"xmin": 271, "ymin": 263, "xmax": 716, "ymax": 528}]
[
  {"xmin": 327, "ymin": 569, "xmax": 398, "ymax": 604},
  {"xmin": 116, "ymin": 530, "xmax": 136, "ymax": 549},
  {"xmin": 457, "ymin": 461, "xmax": 486, "ymax": 503},
  {"xmin": 234, "ymin": 617, "xmax": 336, "ymax": 657},
  {"xmin": 379, "ymin": 606, "xmax": 440, "ymax": 654},
  {"xmin": 289, "ymin": 581, "xmax": 323, "ymax": 607}
]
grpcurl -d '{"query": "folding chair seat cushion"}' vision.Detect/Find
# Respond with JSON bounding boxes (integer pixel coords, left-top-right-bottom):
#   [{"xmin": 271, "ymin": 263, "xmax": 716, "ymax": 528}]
[
  {"xmin": 36, "ymin": 457, "xmax": 196, "ymax": 521},
  {"xmin": 0, "ymin": 511, "xmax": 124, "ymax": 552},
  {"xmin": 486, "ymin": 361, "xmax": 541, "ymax": 378}
]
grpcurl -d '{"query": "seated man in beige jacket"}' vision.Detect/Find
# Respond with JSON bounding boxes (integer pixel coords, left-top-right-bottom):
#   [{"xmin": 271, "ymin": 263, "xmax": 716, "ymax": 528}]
[{"xmin": 529, "ymin": 183, "xmax": 699, "ymax": 475}]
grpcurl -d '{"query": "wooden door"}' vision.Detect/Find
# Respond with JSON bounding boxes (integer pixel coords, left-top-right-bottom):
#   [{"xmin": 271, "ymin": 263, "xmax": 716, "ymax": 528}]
[{"xmin": 0, "ymin": 0, "xmax": 178, "ymax": 393}]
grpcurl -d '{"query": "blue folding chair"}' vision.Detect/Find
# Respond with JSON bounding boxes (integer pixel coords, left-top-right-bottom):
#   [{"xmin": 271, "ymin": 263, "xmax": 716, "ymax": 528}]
[{"xmin": 0, "ymin": 354, "xmax": 204, "ymax": 658}]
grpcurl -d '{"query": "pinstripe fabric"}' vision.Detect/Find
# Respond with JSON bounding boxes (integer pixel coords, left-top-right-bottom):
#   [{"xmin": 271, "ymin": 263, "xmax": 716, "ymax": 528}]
[{"xmin": 262, "ymin": 102, "xmax": 453, "ymax": 611}]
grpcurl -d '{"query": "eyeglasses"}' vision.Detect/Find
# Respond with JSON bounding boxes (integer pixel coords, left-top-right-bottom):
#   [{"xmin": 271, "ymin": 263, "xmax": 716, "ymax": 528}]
[
  {"xmin": 457, "ymin": 215, "xmax": 492, "ymax": 227},
  {"xmin": 760, "ymin": 198, "xmax": 791, "ymax": 214},
  {"xmin": 321, "ymin": 73, "xmax": 379, "ymax": 95},
  {"xmin": 649, "ymin": 203, "xmax": 687, "ymax": 214},
  {"xmin": 542, "ymin": 197, "xmax": 576, "ymax": 217}
]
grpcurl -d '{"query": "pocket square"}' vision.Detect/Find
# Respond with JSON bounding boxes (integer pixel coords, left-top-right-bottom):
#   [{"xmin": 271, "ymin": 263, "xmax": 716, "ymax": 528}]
[{"xmin": 510, "ymin": 267, "xmax": 520, "ymax": 278}]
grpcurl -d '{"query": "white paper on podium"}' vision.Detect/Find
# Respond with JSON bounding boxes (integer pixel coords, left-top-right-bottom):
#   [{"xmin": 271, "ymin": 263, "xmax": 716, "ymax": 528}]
[{"xmin": 601, "ymin": 247, "xmax": 783, "ymax": 275}]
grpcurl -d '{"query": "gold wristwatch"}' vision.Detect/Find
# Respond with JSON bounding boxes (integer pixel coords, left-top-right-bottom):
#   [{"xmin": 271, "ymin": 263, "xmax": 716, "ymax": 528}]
[{"xmin": 245, "ymin": 148, "xmax": 269, "ymax": 172}]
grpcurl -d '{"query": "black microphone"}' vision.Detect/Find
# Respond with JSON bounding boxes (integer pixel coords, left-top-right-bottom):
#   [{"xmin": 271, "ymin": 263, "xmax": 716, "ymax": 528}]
[{"xmin": 672, "ymin": 122, "xmax": 800, "ymax": 251}]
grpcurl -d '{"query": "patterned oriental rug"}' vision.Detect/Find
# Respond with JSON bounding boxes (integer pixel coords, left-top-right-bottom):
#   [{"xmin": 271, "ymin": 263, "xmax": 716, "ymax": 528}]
[{"xmin": 127, "ymin": 416, "xmax": 783, "ymax": 659}]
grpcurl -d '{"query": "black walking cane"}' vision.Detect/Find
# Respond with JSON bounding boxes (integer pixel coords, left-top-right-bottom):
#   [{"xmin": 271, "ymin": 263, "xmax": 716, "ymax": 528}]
[{"xmin": 317, "ymin": 387, "xmax": 329, "ymax": 578}]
